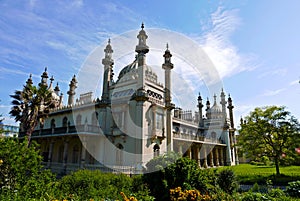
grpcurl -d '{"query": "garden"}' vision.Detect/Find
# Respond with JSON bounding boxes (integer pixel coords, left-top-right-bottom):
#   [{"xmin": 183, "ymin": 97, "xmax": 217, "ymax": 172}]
[{"xmin": 1, "ymin": 137, "xmax": 300, "ymax": 201}]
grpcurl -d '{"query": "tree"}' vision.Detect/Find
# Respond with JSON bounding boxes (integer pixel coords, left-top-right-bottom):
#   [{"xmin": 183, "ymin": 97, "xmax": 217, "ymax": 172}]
[
  {"xmin": 238, "ymin": 106, "xmax": 300, "ymax": 175},
  {"xmin": 0, "ymin": 137, "xmax": 55, "ymax": 198},
  {"xmin": 9, "ymin": 84, "xmax": 55, "ymax": 146}
]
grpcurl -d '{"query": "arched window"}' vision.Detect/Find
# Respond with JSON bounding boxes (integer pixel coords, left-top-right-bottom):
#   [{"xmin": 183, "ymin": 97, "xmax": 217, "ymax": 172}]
[
  {"xmin": 76, "ymin": 114, "xmax": 82, "ymax": 126},
  {"xmin": 72, "ymin": 145, "xmax": 80, "ymax": 163},
  {"xmin": 92, "ymin": 112, "xmax": 98, "ymax": 125},
  {"xmin": 153, "ymin": 144, "xmax": 160, "ymax": 157},
  {"xmin": 51, "ymin": 119, "xmax": 56, "ymax": 129},
  {"xmin": 62, "ymin": 116, "xmax": 68, "ymax": 127},
  {"xmin": 211, "ymin": 132, "xmax": 217, "ymax": 139},
  {"xmin": 116, "ymin": 144, "xmax": 124, "ymax": 165}
]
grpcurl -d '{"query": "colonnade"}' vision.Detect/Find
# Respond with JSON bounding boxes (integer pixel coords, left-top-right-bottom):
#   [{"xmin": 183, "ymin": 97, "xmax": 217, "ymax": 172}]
[{"xmin": 177, "ymin": 142, "xmax": 226, "ymax": 168}]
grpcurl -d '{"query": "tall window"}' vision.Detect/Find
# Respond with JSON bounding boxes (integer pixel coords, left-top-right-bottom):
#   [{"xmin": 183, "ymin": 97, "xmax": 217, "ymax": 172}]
[
  {"xmin": 76, "ymin": 114, "xmax": 82, "ymax": 126},
  {"xmin": 92, "ymin": 112, "xmax": 98, "ymax": 125},
  {"xmin": 51, "ymin": 119, "xmax": 56, "ymax": 129},
  {"xmin": 58, "ymin": 145, "xmax": 64, "ymax": 163},
  {"xmin": 156, "ymin": 113, "xmax": 163, "ymax": 130},
  {"xmin": 62, "ymin": 116, "xmax": 68, "ymax": 127},
  {"xmin": 153, "ymin": 144, "xmax": 160, "ymax": 157},
  {"xmin": 72, "ymin": 145, "xmax": 80, "ymax": 163},
  {"xmin": 116, "ymin": 144, "xmax": 124, "ymax": 165}
]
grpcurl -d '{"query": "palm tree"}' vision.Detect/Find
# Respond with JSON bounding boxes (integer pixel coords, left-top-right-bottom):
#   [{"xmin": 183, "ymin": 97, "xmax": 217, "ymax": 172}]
[{"xmin": 9, "ymin": 84, "xmax": 55, "ymax": 146}]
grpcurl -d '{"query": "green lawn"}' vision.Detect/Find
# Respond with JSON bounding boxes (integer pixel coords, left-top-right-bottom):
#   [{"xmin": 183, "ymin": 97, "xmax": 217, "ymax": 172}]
[{"xmin": 219, "ymin": 164, "xmax": 300, "ymax": 185}]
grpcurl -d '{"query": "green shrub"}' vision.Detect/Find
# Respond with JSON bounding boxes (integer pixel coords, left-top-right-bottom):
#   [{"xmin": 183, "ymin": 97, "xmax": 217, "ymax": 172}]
[
  {"xmin": 217, "ymin": 169, "xmax": 238, "ymax": 194},
  {"xmin": 285, "ymin": 180, "xmax": 300, "ymax": 198},
  {"xmin": 268, "ymin": 188, "xmax": 286, "ymax": 198}
]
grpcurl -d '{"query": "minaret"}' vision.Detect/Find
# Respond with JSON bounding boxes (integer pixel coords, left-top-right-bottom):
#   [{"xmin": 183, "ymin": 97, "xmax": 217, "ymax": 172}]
[
  {"xmin": 227, "ymin": 94, "xmax": 234, "ymax": 129},
  {"xmin": 162, "ymin": 43, "xmax": 174, "ymax": 152},
  {"xmin": 39, "ymin": 67, "xmax": 48, "ymax": 87},
  {"xmin": 206, "ymin": 97, "xmax": 211, "ymax": 119},
  {"xmin": 197, "ymin": 93, "xmax": 204, "ymax": 127},
  {"xmin": 135, "ymin": 23, "xmax": 149, "ymax": 88},
  {"xmin": 54, "ymin": 82, "xmax": 60, "ymax": 96},
  {"xmin": 227, "ymin": 94, "xmax": 239, "ymax": 165},
  {"xmin": 101, "ymin": 39, "xmax": 114, "ymax": 102},
  {"xmin": 26, "ymin": 74, "xmax": 33, "ymax": 87},
  {"xmin": 67, "ymin": 75, "xmax": 77, "ymax": 106},
  {"xmin": 220, "ymin": 89, "xmax": 227, "ymax": 121},
  {"xmin": 49, "ymin": 76, "xmax": 54, "ymax": 90}
]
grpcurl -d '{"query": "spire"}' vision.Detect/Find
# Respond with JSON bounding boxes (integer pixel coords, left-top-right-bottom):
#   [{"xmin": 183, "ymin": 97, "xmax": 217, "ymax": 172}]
[
  {"xmin": 104, "ymin": 38, "xmax": 113, "ymax": 60},
  {"xmin": 206, "ymin": 97, "xmax": 210, "ymax": 109},
  {"xmin": 39, "ymin": 67, "xmax": 48, "ymax": 87},
  {"xmin": 54, "ymin": 82, "xmax": 60, "ymax": 95},
  {"xmin": 227, "ymin": 94, "xmax": 234, "ymax": 129},
  {"xmin": 163, "ymin": 43, "xmax": 173, "ymax": 67},
  {"xmin": 102, "ymin": 39, "xmax": 114, "ymax": 102},
  {"xmin": 213, "ymin": 94, "xmax": 217, "ymax": 105},
  {"xmin": 49, "ymin": 76, "xmax": 54, "ymax": 89},
  {"xmin": 67, "ymin": 75, "xmax": 77, "ymax": 105},
  {"xmin": 26, "ymin": 74, "xmax": 33, "ymax": 86},
  {"xmin": 135, "ymin": 23, "xmax": 149, "ymax": 54},
  {"xmin": 197, "ymin": 93, "xmax": 204, "ymax": 127}
]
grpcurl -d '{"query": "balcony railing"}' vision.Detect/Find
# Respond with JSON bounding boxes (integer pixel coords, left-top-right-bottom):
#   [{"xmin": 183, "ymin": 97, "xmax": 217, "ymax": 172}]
[
  {"xmin": 173, "ymin": 132, "xmax": 225, "ymax": 144},
  {"xmin": 19, "ymin": 124, "xmax": 102, "ymax": 138}
]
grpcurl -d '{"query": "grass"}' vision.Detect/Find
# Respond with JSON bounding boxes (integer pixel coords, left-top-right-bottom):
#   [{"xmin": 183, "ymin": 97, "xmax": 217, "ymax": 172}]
[{"xmin": 218, "ymin": 164, "xmax": 300, "ymax": 185}]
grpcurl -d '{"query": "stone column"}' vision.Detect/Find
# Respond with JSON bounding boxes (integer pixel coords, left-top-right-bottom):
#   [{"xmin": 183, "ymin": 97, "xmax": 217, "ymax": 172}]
[
  {"xmin": 80, "ymin": 138, "xmax": 87, "ymax": 168},
  {"xmin": 178, "ymin": 143, "xmax": 183, "ymax": 155},
  {"xmin": 219, "ymin": 148, "xmax": 224, "ymax": 166},
  {"xmin": 215, "ymin": 148, "xmax": 220, "ymax": 167},
  {"xmin": 209, "ymin": 148, "xmax": 214, "ymax": 167},
  {"xmin": 47, "ymin": 140, "xmax": 54, "ymax": 168},
  {"xmin": 203, "ymin": 145, "xmax": 208, "ymax": 168},
  {"xmin": 197, "ymin": 146, "xmax": 201, "ymax": 168}
]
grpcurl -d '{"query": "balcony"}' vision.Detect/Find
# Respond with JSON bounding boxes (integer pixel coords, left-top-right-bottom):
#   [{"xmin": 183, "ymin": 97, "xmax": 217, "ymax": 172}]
[
  {"xmin": 173, "ymin": 132, "xmax": 225, "ymax": 144},
  {"xmin": 19, "ymin": 124, "xmax": 102, "ymax": 138}
]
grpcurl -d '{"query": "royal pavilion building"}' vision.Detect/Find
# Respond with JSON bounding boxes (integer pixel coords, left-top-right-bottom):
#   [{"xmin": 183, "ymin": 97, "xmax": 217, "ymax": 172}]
[{"xmin": 19, "ymin": 24, "xmax": 239, "ymax": 175}]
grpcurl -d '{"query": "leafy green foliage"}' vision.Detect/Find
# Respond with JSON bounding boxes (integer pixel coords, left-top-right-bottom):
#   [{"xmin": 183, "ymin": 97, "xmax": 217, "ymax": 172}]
[
  {"xmin": 217, "ymin": 169, "xmax": 238, "ymax": 194},
  {"xmin": 10, "ymin": 84, "xmax": 56, "ymax": 145},
  {"xmin": 57, "ymin": 169, "xmax": 153, "ymax": 200},
  {"xmin": 285, "ymin": 181, "xmax": 300, "ymax": 198},
  {"xmin": 239, "ymin": 106, "xmax": 300, "ymax": 175},
  {"xmin": 0, "ymin": 137, "xmax": 56, "ymax": 199},
  {"xmin": 143, "ymin": 152, "xmax": 217, "ymax": 201}
]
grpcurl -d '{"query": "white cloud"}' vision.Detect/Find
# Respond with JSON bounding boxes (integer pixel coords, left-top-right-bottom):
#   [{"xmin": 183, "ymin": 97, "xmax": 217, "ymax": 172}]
[
  {"xmin": 289, "ymin": 79, "xmax": 299, "ymax": 86},
  {"xmin": 197, "ymin": 7, "xmax": 257, "ymax": 79},
  {"xmin": 258, "ymin": 68, "xmax": 287, "ymax": 79},
  {"xmin": 262, "ymin": 88, "xmax": 286, "ymax": 97}
]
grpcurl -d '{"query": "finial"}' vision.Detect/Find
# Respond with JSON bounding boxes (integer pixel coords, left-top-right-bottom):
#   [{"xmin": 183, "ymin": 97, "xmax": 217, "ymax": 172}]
[
  {"xmin": 108, "ymin": 38, "xmax": 111, "ymax": 44},
  {"xmin": 141, "ymin": 22, "xmax": 144, "ymax": 29},
  {"xmin": 50, "ymin": 76, "xmax": 54, "ymax": 83},
  {"xmin": 45, "ymin": 67, "xmax": 47, "ymax": 72},
  {"xmin": 166, "ymin": 43, "xmax": 169, "ymax": 50},
  {"xmin": 29, "ymin": 73, "xmax": 32, "ymax": 78}
]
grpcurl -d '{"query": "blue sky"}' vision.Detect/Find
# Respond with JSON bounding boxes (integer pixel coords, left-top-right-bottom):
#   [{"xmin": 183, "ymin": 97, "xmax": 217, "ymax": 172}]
[{"xmin": 1, "ymin": 0, "xmax": 300, "ymax": 127}]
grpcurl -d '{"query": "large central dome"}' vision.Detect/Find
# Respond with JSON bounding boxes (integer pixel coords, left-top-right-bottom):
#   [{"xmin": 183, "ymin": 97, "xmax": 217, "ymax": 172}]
[{"xmin": 117, "ymin": 57, "xmax": 158, "ymax": 84}]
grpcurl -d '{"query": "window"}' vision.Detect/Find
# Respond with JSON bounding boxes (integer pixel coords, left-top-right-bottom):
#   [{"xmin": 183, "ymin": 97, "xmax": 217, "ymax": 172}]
[
  {"xmin": 92, "ymin": 112, "xmax": 98, "ymax": 125},
  {"xmin": 62, "ymin": 117, "xmax": 68, "ymax": 127},
  {"xmin": 116, "ymin": 144, "xmax": 124, "ymax": 165},
  {"xmin": 153, "ymin": 144, "xmax": 160, "ymax": 157},
  {"xmin": 113, "ymin": 112, "xmax": 124, "ymax": 129},
  {"xmin": 76, "ymin": 114, "xmax": 82, "ymax": 126},
  {"xmin": 72, "ymin": 145, "xmax": 80, "ymax": 163},
  {"xmin": 58, "ymin": 145, "xmax": 64, "ymax": 163},
  {"xmin": 51, "ymin": 119, "xmax": 56, "ymax": 129},
  {"xmin": 156, "ymin": 113, "xmax": 163, "ymax": 130}
]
